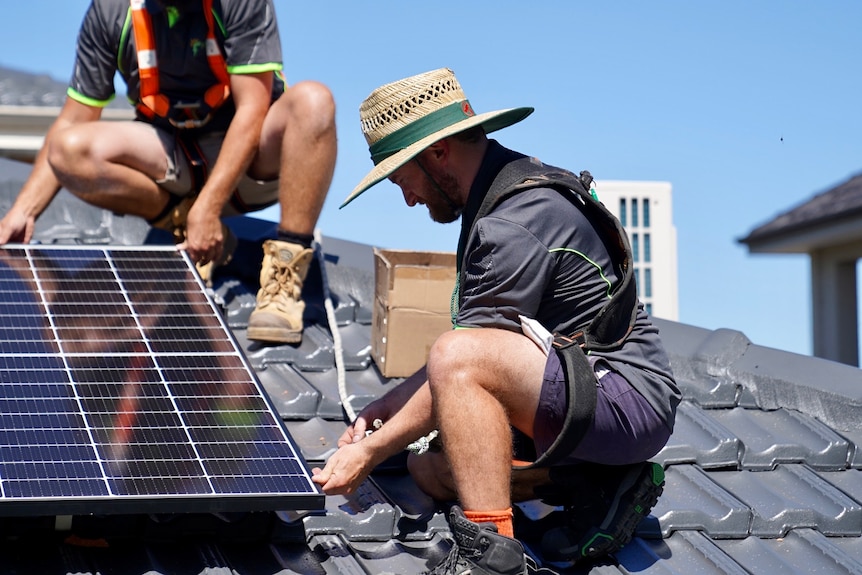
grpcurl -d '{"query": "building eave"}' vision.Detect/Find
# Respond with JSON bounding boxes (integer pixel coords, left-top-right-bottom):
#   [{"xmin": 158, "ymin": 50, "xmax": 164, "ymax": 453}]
[{"xmin": 740, "ymin": 211, "xmax": 862, "ymax": 254}]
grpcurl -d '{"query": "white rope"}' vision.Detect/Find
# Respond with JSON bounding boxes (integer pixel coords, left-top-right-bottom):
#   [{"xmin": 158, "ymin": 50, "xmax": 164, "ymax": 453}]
[
  {"xmin": 406, "ymin": 429, "xmax": 439, "ymax": 455},
  {"xmin": 316, "ymin": 230, "xmax": 436, "ymax": 454},
  {"xmin": 314, "ymin": 230, "xmax": 355, "ymax": 422},
  {"xmin": 369, "ymin": 419, "xmax": 438, "ymax": 455}
]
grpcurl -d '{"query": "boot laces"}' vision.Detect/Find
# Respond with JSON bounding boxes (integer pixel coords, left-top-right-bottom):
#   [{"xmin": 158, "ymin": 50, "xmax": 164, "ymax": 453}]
[
  {"xmin": 427, "ymin": 542, "xmax": 468, "ymax": 574},
  {"xmin": 259, "ymin": 254, "xmax": 300, "ymax": 306},
  {"xmin": 426, "ymin": 536, "xmax": 490, "ymax": 574}
]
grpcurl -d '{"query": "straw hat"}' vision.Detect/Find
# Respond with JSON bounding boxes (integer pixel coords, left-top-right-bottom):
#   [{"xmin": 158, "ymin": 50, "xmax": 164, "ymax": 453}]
[{"xmin": 341, "ymin": 68, "xmax": 534, "ymax": 207}]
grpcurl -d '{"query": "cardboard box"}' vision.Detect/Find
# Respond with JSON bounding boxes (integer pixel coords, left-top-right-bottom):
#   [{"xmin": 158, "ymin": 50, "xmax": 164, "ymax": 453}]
[{"xmin": 372, "ymin": 248, "xmax": 457, "ymax": 378}]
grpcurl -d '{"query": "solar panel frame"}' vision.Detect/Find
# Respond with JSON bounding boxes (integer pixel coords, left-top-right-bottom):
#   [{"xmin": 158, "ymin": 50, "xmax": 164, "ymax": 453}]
[{"xmin": 0, "ymin": 245, "xmax": 324, "ymax": 516}]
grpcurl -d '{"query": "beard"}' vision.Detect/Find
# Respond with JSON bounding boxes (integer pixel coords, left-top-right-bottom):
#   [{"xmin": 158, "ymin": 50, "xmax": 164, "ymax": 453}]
[{"xmin": 423, "ymin": 171, "xmax": 463, "ymax": 224}]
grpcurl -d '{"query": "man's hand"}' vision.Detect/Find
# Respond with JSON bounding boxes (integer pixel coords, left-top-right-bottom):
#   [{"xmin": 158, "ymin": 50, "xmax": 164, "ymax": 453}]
[
  {"xmin": 339, "ymin": 396, "xmax": 395, "ymax": 447},
  {"xmin": 311, "ymin": 440, "xmax": 376, "ymax": 496},
  {"xmin": 178, "ymin": 199, "xmax": 224, "ymax": 265},
  {"xmin": 312, "ymin": 400, "xmax": 395, "ymax": 495},
  {"xmin": 0, "ymin": 210, "xmax": 35, "ymax": 245}
]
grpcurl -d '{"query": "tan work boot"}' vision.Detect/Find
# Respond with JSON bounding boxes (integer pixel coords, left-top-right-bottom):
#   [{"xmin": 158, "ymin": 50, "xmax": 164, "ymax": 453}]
[
  {"xmin": 149, "ymin": 194, "xmax": 236, "ymax": 286},
  {"xmin": 247, "ymin": 239, "xmax": 314, "ymax": 344}
]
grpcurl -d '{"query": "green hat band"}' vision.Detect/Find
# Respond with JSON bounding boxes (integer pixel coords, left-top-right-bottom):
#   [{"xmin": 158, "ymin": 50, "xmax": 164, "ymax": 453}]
[{"xmin": 368, "ymin": 100, "xmax": 475, "ymax": 165}]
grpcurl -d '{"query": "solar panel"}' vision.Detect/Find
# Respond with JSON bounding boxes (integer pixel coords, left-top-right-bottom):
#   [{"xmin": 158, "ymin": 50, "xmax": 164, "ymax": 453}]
[{"xmin": 0, "ymin": 245, "xmax": 323, "ymax": 516}]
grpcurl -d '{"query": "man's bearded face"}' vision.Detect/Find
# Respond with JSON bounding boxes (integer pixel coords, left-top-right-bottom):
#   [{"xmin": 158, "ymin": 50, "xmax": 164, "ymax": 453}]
[{"xmin": 420, "ymin": 170, "xmax": 462, "ymax": 224}]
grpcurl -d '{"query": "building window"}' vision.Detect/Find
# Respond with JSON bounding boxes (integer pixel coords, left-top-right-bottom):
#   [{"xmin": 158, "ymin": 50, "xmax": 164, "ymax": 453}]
[
  {"xmin": 632, "ymin": 233, "xmax": 639, "ymax": 263},
  {"xmin": 646, "ymin": 302, "xmax": 652, "ymax": 315},
  {"xmin": 634, "ymin": 268, "xmax": 641, "ymax": 298},
  {"xmin": 643, "ymin": 198, "xmax": 650, "ymax": 227},
  {"xmin": 619, "ymin": 198, "xmax": 627, "ymax": 226},
  {"xmin": 631, "ymin": 198, "xmax": 639, "ymax": 227},
  {"xmin": 645, "ymin": 268, "xmax": 652, "ymax": 298},
  {"xmin": 644, "ymin": 233, "xmax": 651, "ymax": 263}
]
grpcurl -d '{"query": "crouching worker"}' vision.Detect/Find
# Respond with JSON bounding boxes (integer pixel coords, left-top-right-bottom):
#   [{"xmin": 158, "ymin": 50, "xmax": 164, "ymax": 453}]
[
  {"xmin": 0, "ymin": 0, "xmax": 336, "ymax": 344},
  {"xmin": 312, "ymin": 68, "xmax": 679, "ymax": 574}
]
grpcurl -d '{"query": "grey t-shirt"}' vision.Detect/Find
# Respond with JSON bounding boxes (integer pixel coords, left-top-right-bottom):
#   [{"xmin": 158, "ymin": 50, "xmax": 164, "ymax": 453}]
[
  {"xmin": 68, "ymin": 0, "xmax": 284, "ymax": 131},
  {"xmin": 456, "ymin": 141, "xmax": 680, "ymax": 430}
]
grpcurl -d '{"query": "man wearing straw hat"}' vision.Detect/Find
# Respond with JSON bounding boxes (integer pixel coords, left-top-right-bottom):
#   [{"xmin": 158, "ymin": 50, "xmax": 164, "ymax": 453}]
[{"xmin": 312, "ymin": 68, "xmax": 679, "ymax": 573}]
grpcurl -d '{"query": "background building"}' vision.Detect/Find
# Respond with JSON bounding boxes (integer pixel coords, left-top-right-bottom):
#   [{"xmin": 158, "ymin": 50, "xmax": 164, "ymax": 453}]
[
  {"xmin": 740, "ymin": 171, "xmax": 862, "ymax": 366},
  {"xmin": 597, "ymin": 180, "xmax": 678, "ymax": 321}
]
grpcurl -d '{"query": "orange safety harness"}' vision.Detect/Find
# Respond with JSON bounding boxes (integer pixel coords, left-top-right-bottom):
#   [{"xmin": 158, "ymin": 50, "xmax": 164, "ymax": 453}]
[{"xmin": 130, "ymin": 0, "xmax": 230, "ymax": 129}]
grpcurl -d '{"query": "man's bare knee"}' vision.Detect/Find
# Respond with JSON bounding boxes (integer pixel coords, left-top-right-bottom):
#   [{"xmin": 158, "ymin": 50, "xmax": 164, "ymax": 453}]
[
  {"xmin": 285, "ymin": 80, "xmax": 336, "ymax": 130},
  {"xmin": 426, "ymin": 330, "xmax": 479, "ymax": 393},
  {"xmin": 47, "ymin": 127, "xmax": 90, "ymax": 182}
]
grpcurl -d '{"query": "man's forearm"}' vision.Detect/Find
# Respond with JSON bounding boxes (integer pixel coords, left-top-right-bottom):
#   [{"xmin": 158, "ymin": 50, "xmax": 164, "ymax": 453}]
[
  {"xmin": 195, "ymin": 73, "xmax": 271, "ymax": 213},
  {"xmin": 12, "ymin": 147, "xmax": 63, "ymax": 221},
  {"xmin": 194, "ymin": 112, "xmax": 262, "ymax": 214},
  {"xmin": 7, "ymin": 100, "xmax": 101, "ymax": 230},
  {"xmin": 362, "ymin": 376, "xmax": 437, "ymax": 463}
]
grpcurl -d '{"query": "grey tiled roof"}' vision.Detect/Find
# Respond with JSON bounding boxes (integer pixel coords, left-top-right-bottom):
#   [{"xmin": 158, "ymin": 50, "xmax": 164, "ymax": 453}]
[
  {"xmin": 740, "ymin": 171, "xmax": 862, "ymax": 246},
  {"xmin": 2, "ymin": 166, "xmax": 862, "ymax": 574},
  {"xmin": 0, "ymin": 66, "xmax": 67, "ymax": 107},
  {"xmin": 0, "ymin": 65, "xmax": 129, "ymax": 109}
]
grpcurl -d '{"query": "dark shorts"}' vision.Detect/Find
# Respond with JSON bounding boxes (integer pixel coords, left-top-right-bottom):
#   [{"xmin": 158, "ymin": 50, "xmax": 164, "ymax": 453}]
[
  {"xmin": 533, "ymin": 350, "xmax": 670, "ymax": 465},
  {"xmin": 152, "ymin": 126, "xmax": 280, "ymax": 216}
]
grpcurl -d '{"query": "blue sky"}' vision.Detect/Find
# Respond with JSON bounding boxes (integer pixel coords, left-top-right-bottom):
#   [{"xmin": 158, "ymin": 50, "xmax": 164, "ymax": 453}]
[{"xmin": 1, "ymin": 1, "xmax": 861, "ymax": 357}]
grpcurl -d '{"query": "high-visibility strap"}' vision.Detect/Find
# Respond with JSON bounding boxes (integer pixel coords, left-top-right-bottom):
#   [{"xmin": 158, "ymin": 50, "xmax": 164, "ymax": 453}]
[
  {"xmin": 130, "ymin": 0, "xmax": 230, "ymax": 124},
  {"xmin": 202, "ymin": 2, "xmax": 229, "ymax": 88},
  {"xmin": 130, "ymin": 0, "xmax": 168, "ymax": 118}
]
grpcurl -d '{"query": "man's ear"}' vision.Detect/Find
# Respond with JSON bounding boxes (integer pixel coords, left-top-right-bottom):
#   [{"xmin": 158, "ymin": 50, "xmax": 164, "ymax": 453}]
[{"xmin": 426, "ymin": 139, "xmax": 450, "ymax": 165}]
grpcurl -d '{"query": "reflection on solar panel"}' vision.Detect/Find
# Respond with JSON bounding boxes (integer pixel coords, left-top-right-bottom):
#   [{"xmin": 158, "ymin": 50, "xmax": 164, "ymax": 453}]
[{"xmin": 0, "ymin": 245, "xmax": 323, "ymax": 516}]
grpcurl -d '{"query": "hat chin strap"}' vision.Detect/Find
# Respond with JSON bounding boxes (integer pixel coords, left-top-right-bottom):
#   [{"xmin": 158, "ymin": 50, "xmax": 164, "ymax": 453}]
[{"xmin": 414, "ymin": 158, "xmax": 463, "ymax": 218}]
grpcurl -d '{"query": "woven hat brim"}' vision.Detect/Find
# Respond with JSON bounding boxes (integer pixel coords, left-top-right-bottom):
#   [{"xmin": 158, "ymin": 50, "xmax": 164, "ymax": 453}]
[{"xmin": 340, "ymin": 106, "xmax": 534, "ymax": 208}]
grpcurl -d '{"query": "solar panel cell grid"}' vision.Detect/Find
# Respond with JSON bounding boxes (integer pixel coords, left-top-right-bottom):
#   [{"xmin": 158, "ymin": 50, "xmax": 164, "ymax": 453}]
[{"xmin": 0, "ymin": 246, "xmax": 322, "ymax": 515}]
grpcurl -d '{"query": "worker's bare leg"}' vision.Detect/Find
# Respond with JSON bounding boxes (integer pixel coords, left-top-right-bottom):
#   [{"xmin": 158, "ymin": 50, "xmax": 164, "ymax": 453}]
[{"xmin": 48, "ymin": 120, "xmax": 171, "ymax": 219}]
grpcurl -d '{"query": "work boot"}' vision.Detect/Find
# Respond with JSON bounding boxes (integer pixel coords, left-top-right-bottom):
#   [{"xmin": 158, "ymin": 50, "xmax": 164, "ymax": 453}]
[
  {"xmin": 425, "ymin": 506, "xmax": 528, "ymax": 575},
  {"xmin": 539, "ymin": 461, "xmax": 665, "ymax": 565},
  {"xmin": 247, "ymin": 239, "xmax": 314, "ymax": 344},
  {"xmin": 148, "ymin": 194, "xmax": 236, "ymax": 286}
]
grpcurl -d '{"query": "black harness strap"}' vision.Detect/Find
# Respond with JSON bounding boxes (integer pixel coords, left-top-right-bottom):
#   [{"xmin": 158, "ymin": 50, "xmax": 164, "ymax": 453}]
[
  {"xmin": 176, "ymin": 133, "xmax": 209, "ymax": 193},
  {"xmin": 458, "ymin": 157, "xmax": 637, "ymax": 469},
  {"xmin": 523, "ymin": 337, "xmax": 599, "ymax": 469}
]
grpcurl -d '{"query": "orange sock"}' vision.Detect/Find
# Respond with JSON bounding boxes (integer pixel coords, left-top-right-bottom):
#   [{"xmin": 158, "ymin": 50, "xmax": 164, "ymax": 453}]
[{"xmin": 464, "ymin": 508, "xmax": 514, "ymax": 538}]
